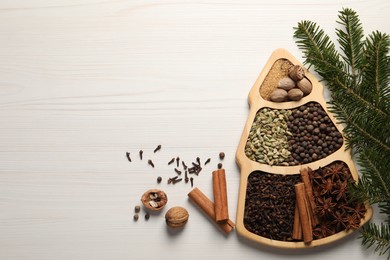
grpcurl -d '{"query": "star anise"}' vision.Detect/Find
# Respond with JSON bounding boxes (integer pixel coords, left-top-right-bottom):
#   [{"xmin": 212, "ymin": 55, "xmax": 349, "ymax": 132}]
[
  {"xmin": 323, "ymin": 162, "xmax": 345, "ymax": 181},
  {"xmin": 313, "ymin": 223, "xmax": 336, "ymax": 239},
  {"xmin": 343, "ymin": 213, "xmax": 361, "ymax": 230},
  {"xmin": 319, "ymin": 178, "xmax": 334, "ymax": 195},
  {"xmin": 316, "ymin": 197, "xmax": 336, "ymax": 217},
  {"xmin": 331, "ymin": 179, "xmax": 348, "ymax": 201},
  {"xmin": 347, "ymin": 203, "xmax": 367, "ymax": 219},
  {"xmin": 331, "ymin": 211, "xmax": 347, "ymax": 231}
]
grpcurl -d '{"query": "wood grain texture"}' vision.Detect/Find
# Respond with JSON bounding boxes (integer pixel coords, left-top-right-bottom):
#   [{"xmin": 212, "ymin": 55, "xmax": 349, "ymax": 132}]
[{"xmin": 0, "ymin": 1, "xmax": 388, "ymax": 259}]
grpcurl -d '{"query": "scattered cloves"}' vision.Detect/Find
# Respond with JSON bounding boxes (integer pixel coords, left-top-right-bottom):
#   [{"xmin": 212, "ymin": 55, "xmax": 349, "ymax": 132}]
[
  {"xmin": 139, "ymin": 150, "xmax": 143, "ymax": 160},
  {"xmin": 174, "ymin": 168, "xmax": 182, "ymax": 175},
  {"xmin": 168, "ymin": 176, "xmax": 179, "ymax": 184},
  {"xmin": 182, "ymin": 161, "xmax": 187, "ymax": 170},
  {"xmin": 148, "ymin": 159, "xmax": 154, "ymax": 168},
  {"xmin": 196, "ymin": 157, "xmax": 201, "ymax": 165},
  {"xmin": 126, "ymin": 152, "xmax": 132, "ymax": 162},
  {"xmin": 168, "ymin": 158, "xmax": 175, "ymax": 165},
  {"xmin": 172, "ymin": 178, "xmax": 182, "ymax": 184},
  {"xmin": 154, "ymin": 145, "xmax": 161, "ymax": 153},
  {"xmin": 190, "ymin": 177, "xmax": 194, "ymax": 187},
  {"xmin": 176, "ymin": 157, "xmax": 180, "ymax": 167},
  {"xmin": 204, "ymin": 158, "xmax": 211, "ymax": 165},
  {"xmin": 185, "ymin": 170, "xmax": 189, "ymax": 183}
]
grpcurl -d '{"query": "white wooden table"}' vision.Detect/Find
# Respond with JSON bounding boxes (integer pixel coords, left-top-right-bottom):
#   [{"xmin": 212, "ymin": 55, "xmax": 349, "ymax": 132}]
[{"xmin": 0, "ymin": 1, "xmax": 388, "ymax": 259}]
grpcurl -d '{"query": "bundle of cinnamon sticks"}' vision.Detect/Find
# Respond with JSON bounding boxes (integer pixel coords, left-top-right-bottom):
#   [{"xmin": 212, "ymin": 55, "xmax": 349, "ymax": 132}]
[
  {"xmin": 188, "ymin": 169, "xmax": 235, "ymax": 234},
  {"xmin": 293, "ymin": 167, "xmax": 318, "ymax": 243}
]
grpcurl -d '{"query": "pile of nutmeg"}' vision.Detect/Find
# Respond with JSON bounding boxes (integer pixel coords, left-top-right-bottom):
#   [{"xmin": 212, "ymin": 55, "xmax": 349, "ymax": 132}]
[{"xmin": 270, "ymin": 65, "xmax": 312, "ymax": 102}]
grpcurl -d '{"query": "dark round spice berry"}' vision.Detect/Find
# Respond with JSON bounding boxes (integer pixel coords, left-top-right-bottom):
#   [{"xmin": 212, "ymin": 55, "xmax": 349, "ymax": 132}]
[
  {"xmin": 134, "ymin": 205, "xmax": 141, "ymax": 213},
  {"xmin": 145, "ymin": 213, "xmax": 150, "ymax": 220},
  {"xmin": 219, "ymin": 152, "xmax": 225, "ymax": 160},
  {"xmin": 133, "ymin": 214, "xmax": 139, "ymax": 221},
  {"xmin": 218, "ymin": 163, "xmax": 223, "ymax": 169}
]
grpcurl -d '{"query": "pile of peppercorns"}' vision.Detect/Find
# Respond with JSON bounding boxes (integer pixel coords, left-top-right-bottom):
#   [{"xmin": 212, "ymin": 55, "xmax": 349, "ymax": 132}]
[{"xmin": 285, "ymin": 102, "xmax": 343, "ymax": 165}]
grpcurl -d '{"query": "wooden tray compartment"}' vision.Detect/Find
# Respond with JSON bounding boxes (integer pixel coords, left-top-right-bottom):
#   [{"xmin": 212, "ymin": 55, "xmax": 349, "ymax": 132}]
[{"xmin": 235, "ymin": 49, "xmax": 372, "ymax": 248}]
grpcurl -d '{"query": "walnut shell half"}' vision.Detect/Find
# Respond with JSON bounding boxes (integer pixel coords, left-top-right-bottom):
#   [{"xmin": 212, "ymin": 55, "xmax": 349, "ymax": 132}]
[
  {"xmin": 165, "ymin": 206, "xmax": 189, "ymax": 228},
  {"xmin": 141, "ymin": 189, "xmax": 168, "ymax": 211}
]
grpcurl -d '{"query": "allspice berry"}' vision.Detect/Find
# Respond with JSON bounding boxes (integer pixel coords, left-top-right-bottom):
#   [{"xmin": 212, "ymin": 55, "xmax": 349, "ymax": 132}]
[{"xmin": 165, "ymin": 206, "xmax": 189, "ymax": 228}]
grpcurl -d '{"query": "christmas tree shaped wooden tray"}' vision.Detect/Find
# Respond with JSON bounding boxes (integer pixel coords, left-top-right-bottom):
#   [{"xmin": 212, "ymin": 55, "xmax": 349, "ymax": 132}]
[{"xmin": 235, "ymin": 49, "xmax": 373, "ymax": 248}]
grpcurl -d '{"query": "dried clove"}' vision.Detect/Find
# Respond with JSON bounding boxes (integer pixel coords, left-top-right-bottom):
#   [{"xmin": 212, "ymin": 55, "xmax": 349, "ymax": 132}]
[
  {"xmin": 190, "ymin": 177, "xmax": 194, "ymax": 187},
  {"xmin": 204, "ymin": 158, "xmax": 211, "ymax": 165},
  {"xmin": 172, "ymin": 178, "xmax": 182, "ymax": 184},
  {"xmin": 157, "ymin": 176, "xmax": 162, "ymax": 183},
  {"xmin": 168, "ymin": 158, "xmax": 175, "ymax": 165},
  {"xmin": 174, "ymin": 168, "xmax": 182, "ymax": 175},
  {"xmin": 196, "ymin": 157, "xmax": 201, "ymax": 165},
  {"xmin": 185, "ymin": 170, "xmax": 189, "ymax": 183},
  {"xmin": 218, "ymin": 163, "xmax": 223, "ymax": 169},
  {"xmin": 168, "ymin": 176, "xmax": 179, "ymax": 184},
  {"xmin": 182, "ymin": 161, "xmax": 187, "ymax": 170},
  {"xmin": 126, "ymin": 152, "xmax": 132, "ymax": 162},
  {"xmin": 176, "ymin": 157, "xmax": 180, "ymax": 167},
  {"xmin": 148, "ymin": 160, "xmax": 154, "ymax": 168},
  {"xmin": 154, "ymin": 145, "xmax": 161, "ymax": 153}
]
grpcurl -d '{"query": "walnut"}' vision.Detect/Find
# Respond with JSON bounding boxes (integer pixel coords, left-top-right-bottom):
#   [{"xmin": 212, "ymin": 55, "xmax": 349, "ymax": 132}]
[
  {"xmin": 165, "ymin": 206, "xmax": 189, "ymax": 228},
  {"xmin": 141, "ymin": 189, "xmax": 168, "ymax": 211}
]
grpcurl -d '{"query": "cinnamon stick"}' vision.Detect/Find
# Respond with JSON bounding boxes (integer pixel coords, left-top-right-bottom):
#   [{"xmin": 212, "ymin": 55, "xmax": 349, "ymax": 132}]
[
  {"xmin": 212, "ymin": 169, "xmax": 229, "ymax": 222},
  {"xmin": 292, "ymin": 202, "xmax": 302, "ymax": 240},
  {"xmin": 300, "ymin": 167, "xmax": 319, "ymax": 226},
  {"xmin": 188, "ymin": 187, "xmax": 235, "ymax": 234},
  {"xmin": 294, "ymin": 183, "xmax": 313, "ymax": 243}
]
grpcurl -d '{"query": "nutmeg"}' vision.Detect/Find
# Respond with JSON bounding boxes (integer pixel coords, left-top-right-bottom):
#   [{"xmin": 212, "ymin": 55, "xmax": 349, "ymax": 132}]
[
  {"xmin": 297, "ymin": 78, "xmax": 313, "ymax": 95},
  {"xmin": 288, "ymin": 65, "xmax": 305, "ymax": 81},
  {"xmin": 270, "ymin": 89, "xmax": 288, "ymax": 102},
  {"xmin": 288, "ymin": 88, "xmax": 304, "ymax": 101},
  {"xmin": 165, "ymin": 206, "xmax": 189, "ymax": 228},
  {"xmin": 278, "ymin": 77, "xmax": 296, "ymax": 90}
]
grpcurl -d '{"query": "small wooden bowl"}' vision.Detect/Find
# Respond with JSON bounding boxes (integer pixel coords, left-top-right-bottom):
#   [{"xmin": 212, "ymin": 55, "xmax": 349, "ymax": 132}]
[
  {"xmin": 235, "ymin": 49, "xmax": 372, "ymax": 249},
  {"xmin": 141, "ymin": 189, "xmax": 168, "ymax": 211}
]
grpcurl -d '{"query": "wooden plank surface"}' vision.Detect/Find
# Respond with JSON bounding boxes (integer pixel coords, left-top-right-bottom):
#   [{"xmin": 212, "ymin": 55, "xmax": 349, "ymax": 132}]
[{"xmin": 0, "ymin": 1, "xmax": 388, "ymax": 259}]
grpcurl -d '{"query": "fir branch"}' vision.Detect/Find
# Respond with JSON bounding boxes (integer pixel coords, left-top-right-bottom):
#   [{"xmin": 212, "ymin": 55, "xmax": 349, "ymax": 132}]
[
  {"xmin": 336, "ymin": 8, "xmax": 364, "ymax": 81},
  {"xmin": 361, "ymin": 31, "xmax": 390, "ymax": 109},
  {"xmin": 356, "ymin": 149, "xmax": 390, "ymax": 205},
  {"xmin": 360, "ymin": 223, "xmax": 390, "ymax": 258},
  {"xmin": 293, "ymin": 20, "xmax": 346, "ymax": 79},
  {"xmin": 328, "ymin": 101, "xmax": 390, "ymax": 153},
  {"xmin": 293, "ymin": 8, "xmax": 390, "ymax": 259}
]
